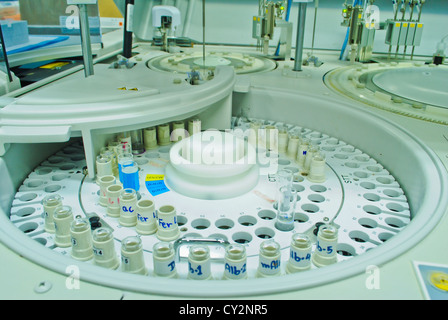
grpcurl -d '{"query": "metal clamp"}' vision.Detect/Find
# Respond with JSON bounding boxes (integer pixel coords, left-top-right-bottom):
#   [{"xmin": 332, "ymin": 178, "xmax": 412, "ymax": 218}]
[{"xmin": 173, "ymin": 237, "xmax": 230, "ymax": 262}]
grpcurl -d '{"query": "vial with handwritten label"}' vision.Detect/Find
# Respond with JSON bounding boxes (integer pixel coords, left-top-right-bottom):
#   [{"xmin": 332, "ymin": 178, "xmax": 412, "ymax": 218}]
[
  {"xmin": 92, "ymin": 227, "xmax": 119, "ymax": 269},
  {"xmin": 257, "ymin": 239, "xmax": 281, "ymax": 277},
  {"xmin": 312, "ymin": 224, "xmax": 338, "ymax": 267},
  {"xmin": 156, "ymin": 205, "xmax": 180, "ymax": 241},
  {"xmin": 119, "ymin": 188, "xmax": 137, "ymax": 227},
  {"xmin": 153, "ymin": 241, "xmax": 177, "ymax": 278},
  {"xmin": 223, "ymin": 244, "xmax": 247, "ymax": 280},
  {"xmin": 286, "ymin": 233, "xmax": 312, "ymax": 273},
  {"xmin": 188, "ymin": 245, "xmax": 212, "ymax": 280}
]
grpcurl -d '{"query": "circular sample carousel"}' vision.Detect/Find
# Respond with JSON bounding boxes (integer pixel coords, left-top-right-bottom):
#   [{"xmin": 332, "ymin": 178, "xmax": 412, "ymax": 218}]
[
  {"xmin": 324, "ymin": 62, "xmax": 448, "ymax": 124},
  {"xmin": 147, "ymin": 51, "xmax": 277, "ymax": 75},
  {"xmin": 10, "ymin": 116, "xmax": 413, "ymax": 282}
]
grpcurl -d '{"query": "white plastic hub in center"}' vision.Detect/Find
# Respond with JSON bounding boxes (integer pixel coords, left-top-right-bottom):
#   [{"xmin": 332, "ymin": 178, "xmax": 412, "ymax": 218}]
[{"xmin": 165, "ymin": 130, "xmax": 259, "ymax": 200}]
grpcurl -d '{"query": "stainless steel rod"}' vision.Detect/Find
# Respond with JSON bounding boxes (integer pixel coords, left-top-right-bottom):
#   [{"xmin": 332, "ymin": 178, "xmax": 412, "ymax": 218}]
[
  {"xmin": 293, "ymin": 3, "xmax": 307, "ymax": 71},
  {"xmin": 78, "ymin": 4, "xmax": 94, "ymax": 77}
]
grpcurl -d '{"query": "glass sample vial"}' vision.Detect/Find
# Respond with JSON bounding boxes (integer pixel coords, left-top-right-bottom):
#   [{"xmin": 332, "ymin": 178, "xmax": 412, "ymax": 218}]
[
  {"xmin": 275, "ymin": 186, "xmax": 297, "ymax": 232},
  {"xmin": 188, "ymin": 245, "xmax": 212, "ymax": 280},
  {"xmin": 106, "ymin": 184, "xmax": 123, "ymax": 217},
  {"xmin": 107, "ymin": 141, "xmax": 120, "ymax": 175},
  {"xmin": 130, "ymin": 129, "xmax": 145, "ymax": 155},
  {"xmin": 70, "ymin": 218, "xmax": 93, "ymax": 261},
  {"xmin": 223, "ymin": 244, "xmax": 247, "ymax": 280},
  {"xmin": 119, "ymin": 131, "xmax": 132, "ymax": 152},
  {"xmin": 92, "ymin": 227, "xmax": 119, "ymax": 270},
  {"xmin": 117, "ymin": 152, "xmax": 133, "ymax": 183},
  {"xmin": 42, "ymin": 194, "xmax": 62, "ymax": 233},
  {"xmin": 136, "ymin": 199, "xmax": 157, "ymax": 235},
  {"xmin": 312, "ymin": 224, "xmax": 338, "ymax": 267},
  {"xmin": 53, "ymin": 205, "xmax": 74, "ymax": 247},
  {"xmin": 119, "ymin": 188, "xmax": 138, "ymax": 227},
  {"xmin": 286, "ymin": 233, "xmax": 312, "ymax": 273},
  {"xmin": 152, "ymin": 242, "xmax": 177, "ymax": 278},
  {"xmin": 156, "ymin": 205, "xmax": 180, "ymax": 241},
  {"xmin": 121, "ymin": 160, "xmax": 140, "ymax": 191},
  {"xmin": 303, "ymin": 145, "xmax": 319, "ymax": 173},
  {"xmin": 121, "ymin": 236, "xmax": 147, "ymax": 275},
  {"xmin": 257, "ymin": 239, "xmax": 281, "ymax": 277},
  {"xmin": 276, "ymin": 168, "xmax": 293, "ymax": 194},
  {"xmin": 263, "ymin": 125, "xmax": 277, "ymax": 152},
  {"xmin": 296, "ymin": 138, "xmax": 310, "ymax": 167}
]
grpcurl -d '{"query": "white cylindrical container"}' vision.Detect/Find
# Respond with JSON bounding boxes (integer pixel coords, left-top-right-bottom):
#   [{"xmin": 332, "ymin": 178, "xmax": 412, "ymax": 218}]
[
  {"xmin": 223, "ymin": 244, "xmax": 247, "ymax": 280},
  {"xmin": 70, "ymin": 218, "xmax": 93, "ymax": 261},
  {"xmin": 96, "ymin": 154, "xmax": 113, "ymax": 179},
  {"xmin": 308, "ymin": 153, "xmax": 326, "ymax": 183},
  {"xmin": 312, "ymin": 224, "xmax": 339, "ymax": 267},
  {"xmin": 172, "ymin": 121, "xmax": 186, "ymax": 142},
  {"xmin": 188, "ymin": 245, "xmax": 212, "ymax": 280},
  {"xmin": 92, "ymin": 227, "xmax": 119, "ymax": 269},
  {"xmin": 106, "ymin": 184, "xmax": 123, "ymax": 217},
  {"xmin": 257, "ymin": 239, "xmax": 281, "ymax": 277},
  {"xmin": 152, "ymin": 242, "xmax": 177, "ymax": 278},
  {"xmin": 53, "ymin": 205, "xmax": 74, "ymax": 248},
  {"xmin": 277, "ymin": 126, "xmax": 289, "ymax": 153},
  {"xmin": 136, "ymin": 199, "xmax": 157, "ymax": 235},
  {"xmin": 121, "ymin": 236, "xmax": 147, "ymax": 275},
  {"xmin": 119, "ymin": 188, "xmax": 138, "ymax": 227},
  {"xmin": 143, "ymin": 127, "xmax": 158, "ymax": 150},
  {"xmin": 286, "ymin": 134, "xmax": 300, "ymax": 159},
  {"xmin": 286, "ymin": 233, "xmax": 312, "ymax": 273},
  {"xmin": 296, "ymin": 138, "xmax": 310, "ymax": 167},
  {"xmin": 98, "ymin": 175, "xmax": 115, "ymax": 207},
  {"xmin": 157, "ymin": 124, "xmax": 171, "ymax": 146},
  {"xmin": 42, "ymin": 194, "xmax": 62, "ymax": 233},
  {"xmin": 156, "ymin": 205, "xmax": 180, "ymax": 241},
  {"xmin": 188, "ymin": 118, "xmax": 201, "ymax": 136},
  {"xmin": 248, "ymin": 120, "xmax": 262, "ymax": 148}
]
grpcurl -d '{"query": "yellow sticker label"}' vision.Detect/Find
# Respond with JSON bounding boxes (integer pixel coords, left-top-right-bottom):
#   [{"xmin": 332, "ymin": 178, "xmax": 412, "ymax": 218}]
[
  {"xmin": 430, "ymin": 272, "xmax": 448, "ymax": 292},
  {"xmin": 39, "ymin": 62, "xmax": 70, "ymax": 70},
  {"xmin": 146, "ymin": 174, "xmax": 165, "ymax": 181}
]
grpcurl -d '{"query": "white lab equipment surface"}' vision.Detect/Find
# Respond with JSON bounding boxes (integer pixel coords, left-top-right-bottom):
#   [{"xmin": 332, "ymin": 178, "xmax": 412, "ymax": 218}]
[{"xmin": 0, "ymin": 0, "xmax": 448, "ymax": 301}]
